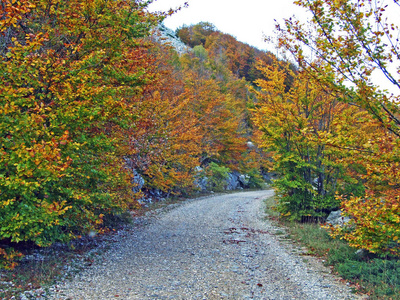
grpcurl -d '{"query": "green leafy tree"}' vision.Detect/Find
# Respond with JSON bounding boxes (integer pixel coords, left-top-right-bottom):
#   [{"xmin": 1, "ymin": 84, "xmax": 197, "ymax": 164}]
[{"xmin": 206, "ymin": 162, "xmax": 230, "ymax": 192}]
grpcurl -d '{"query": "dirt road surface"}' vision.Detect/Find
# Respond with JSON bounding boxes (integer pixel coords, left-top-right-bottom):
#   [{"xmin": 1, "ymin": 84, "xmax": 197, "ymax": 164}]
[{"xmin": 50, "ymin": 190, "xmax": 361, "ymax": 300}]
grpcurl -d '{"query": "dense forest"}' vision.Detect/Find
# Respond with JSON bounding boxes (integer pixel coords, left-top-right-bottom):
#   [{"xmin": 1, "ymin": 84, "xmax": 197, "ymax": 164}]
[{"xmin": 1, "ymin": 0, "xmax": 400, "ymax": 269}]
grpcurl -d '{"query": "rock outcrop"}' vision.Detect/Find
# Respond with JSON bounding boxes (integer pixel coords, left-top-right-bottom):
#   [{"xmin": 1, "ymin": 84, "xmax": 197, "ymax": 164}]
[{"xmin": 152, "ymin": 24, "xmax": 191, "ymax": 55}]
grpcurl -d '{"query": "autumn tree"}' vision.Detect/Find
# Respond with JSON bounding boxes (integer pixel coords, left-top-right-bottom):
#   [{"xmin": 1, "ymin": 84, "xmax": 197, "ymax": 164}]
[
  {"xmin": 276, "ymin": 0, "xmax": 400, "ymax": 255},
  {"xmin": 0, "ymin": 0, "xmax": 160, "ymax": 267},
  {"xmin": 179, "ymin": 50, "xmax": 248, "ymax": 170},
  {"xmin": 125, "ymin": 36, "xmax": 258, "ymax": 197},
  {"xmin": 176, "ymin": 22, "xmax": 216, "ymax": 48},
  {"xmin": 123, "ymin": 41, "xmax": 204, "ymax": 197},
  {"xmin": 251, "ymin": 59, "xmax": 366, "ymax": 221},
  {"xmin": 278, "ymin": 0, "xmax": 400, "ymax": 133}
]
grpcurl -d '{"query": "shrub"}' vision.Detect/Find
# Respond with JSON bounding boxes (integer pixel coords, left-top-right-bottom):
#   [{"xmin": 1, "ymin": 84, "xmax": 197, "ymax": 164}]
[{"xmin": 206, "ymin": 162, "xmax": 230, "ymax": 192}]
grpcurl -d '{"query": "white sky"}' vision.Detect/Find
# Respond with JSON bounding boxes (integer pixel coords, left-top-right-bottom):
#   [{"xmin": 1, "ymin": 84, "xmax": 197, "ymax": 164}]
[{"xmin": 147, "ymin": 0, "xmax": 307, "ymax": 52}]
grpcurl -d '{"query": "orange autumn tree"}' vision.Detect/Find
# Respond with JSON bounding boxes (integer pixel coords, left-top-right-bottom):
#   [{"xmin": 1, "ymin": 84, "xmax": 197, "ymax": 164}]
[
  {"xmin": 325, "ymin": 113, "xmax": 400, "ymax": 256},
  {"xmin": 123, "ymin": 29, "xmax": 264, "ymax": 196},
  {"xmin": 0, "ymin": 0, "xmax": 160, "ymax": 268},
  {"xmin": 276, "ymin": 0, "xmax": 400, "ymax": 255},
  {"xmin": 124, "ymin": 42, "xmax": 204, "ymax": 197},
  {"xmin": 179, "ymin": 48, "xmax": 248, "ymax": 169},
  {"xmin": 175, "ymin": 22, "xmax": 216, "ymax": 48}
]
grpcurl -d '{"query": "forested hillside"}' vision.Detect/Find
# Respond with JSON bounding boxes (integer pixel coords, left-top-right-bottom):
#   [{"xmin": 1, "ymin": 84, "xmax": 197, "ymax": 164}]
[{"xmin": 176, "ymin": 22, "xmax": 296, "ymax": 84}]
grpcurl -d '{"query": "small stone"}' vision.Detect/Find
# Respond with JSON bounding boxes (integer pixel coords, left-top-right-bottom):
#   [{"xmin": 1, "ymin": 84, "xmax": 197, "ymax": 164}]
[{"xmin": 355, "ymin": 249, "xmax": 368, "ymax": 258}]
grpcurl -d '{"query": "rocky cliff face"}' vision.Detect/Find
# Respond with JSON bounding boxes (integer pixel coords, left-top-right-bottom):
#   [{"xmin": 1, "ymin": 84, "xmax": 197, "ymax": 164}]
[{"xmin": 153, "ymin": 24, "xmax": 191, "ymax": 55}]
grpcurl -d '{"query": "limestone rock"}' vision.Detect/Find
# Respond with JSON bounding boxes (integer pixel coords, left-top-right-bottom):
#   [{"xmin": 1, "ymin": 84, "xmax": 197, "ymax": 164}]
[
  {"xmin": 153, "ymin": 24, "xmax": 191, "ymax": 55},
  {"xmin": 226, "ymin": 171, "xmax": 240, "ymax": 190},
  {"xmin": 194, "ymin": 166, "xmax": 208, "ymax": 191},
  {"xmin": 132, "ymin": 169, "xmax": 145, "ymax": 194},
  {"xmin": 326, "ymin": 210, "xmax": 350, "ymax": 226},
  {"xmin": 238, "ymin": 174, "xmax": 250, "ymax": 187}
]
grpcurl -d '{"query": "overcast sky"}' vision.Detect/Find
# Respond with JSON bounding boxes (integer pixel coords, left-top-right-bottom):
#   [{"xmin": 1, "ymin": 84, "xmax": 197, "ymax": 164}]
[{"xmin": 147, "ymin": 0, "xmax": 308, "ymax": 52}]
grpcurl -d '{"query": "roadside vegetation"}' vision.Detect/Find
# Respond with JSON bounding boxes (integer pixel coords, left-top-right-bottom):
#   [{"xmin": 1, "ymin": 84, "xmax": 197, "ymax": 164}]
[
  {"xmin": 253, "ymin": 1, "xmax": 400, "ymax": 298},
  {"xmin": 265, "ymin": 196, "xmax": 400, "ymax": 299}
]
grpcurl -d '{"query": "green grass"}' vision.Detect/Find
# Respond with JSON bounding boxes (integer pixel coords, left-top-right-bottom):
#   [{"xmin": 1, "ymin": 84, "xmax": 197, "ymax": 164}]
[
  {"xmin": 337, "ymin": 259, "xmax": 400, "ymax": 298},
  {"xmin": 264, "ymin": 196, "xmax": 400, "ymax": 299}
]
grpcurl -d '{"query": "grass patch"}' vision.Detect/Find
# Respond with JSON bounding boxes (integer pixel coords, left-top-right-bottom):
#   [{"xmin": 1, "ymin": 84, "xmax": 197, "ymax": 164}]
[
  {"xmin": 264, "ymin": 196, "xmax": 400, "ymax": 299},
  {"xmin": 337, "ymin": 259, "xmax": 400, "ymax": 299}
]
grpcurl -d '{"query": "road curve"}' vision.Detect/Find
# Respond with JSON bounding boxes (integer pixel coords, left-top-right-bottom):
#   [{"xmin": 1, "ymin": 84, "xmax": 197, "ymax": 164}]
[{"xmin": 51, "ymin": 190, "xmax": 360, "ymax": 299}]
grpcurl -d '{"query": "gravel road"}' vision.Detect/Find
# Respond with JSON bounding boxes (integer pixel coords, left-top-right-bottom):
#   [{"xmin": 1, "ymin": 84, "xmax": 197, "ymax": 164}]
[{"xmin": 50, "ymin": 190, "xmax": 363, "ymax": 300}]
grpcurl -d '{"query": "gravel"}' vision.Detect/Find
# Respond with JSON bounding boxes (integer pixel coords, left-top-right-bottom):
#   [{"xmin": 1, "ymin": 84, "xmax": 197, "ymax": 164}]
[{"xmin": 49, "ymin": 190, "xmax": 366, "ymax": 299}]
